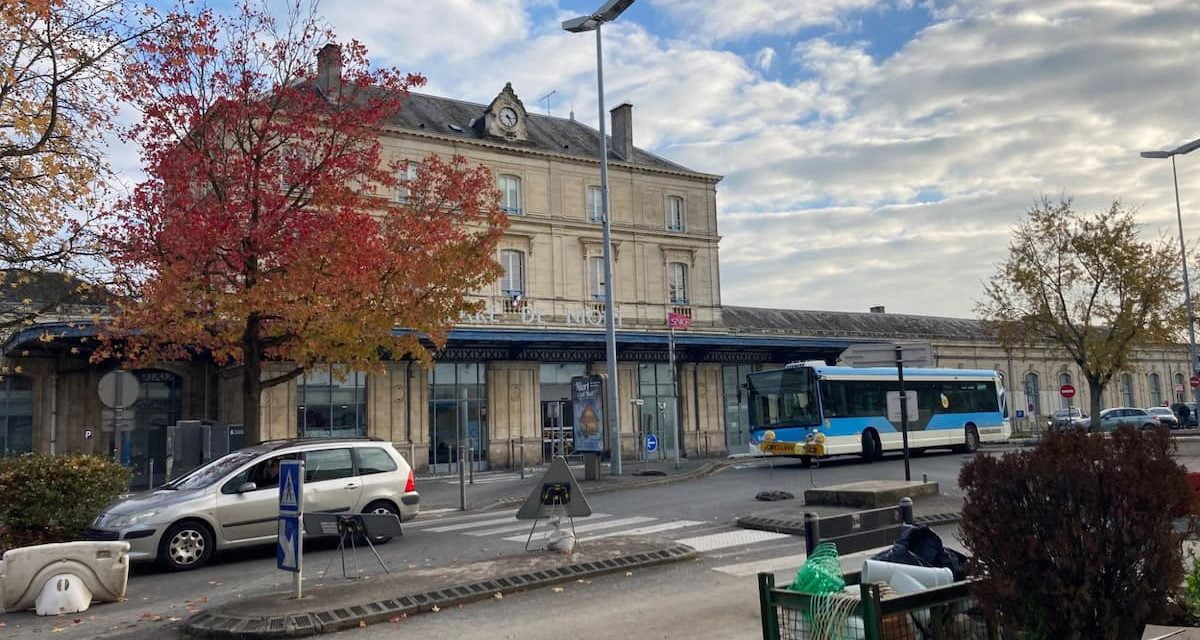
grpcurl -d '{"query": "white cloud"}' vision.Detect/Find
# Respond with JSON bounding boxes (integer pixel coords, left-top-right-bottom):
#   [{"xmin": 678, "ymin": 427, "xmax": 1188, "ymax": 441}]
[
  {"xmin": 754, "ymin": 46, "xmax": 776, "ymax": 71},
  {"xmin": 648, "ymin": 0, "xmax": 877, "ymax": 41}
]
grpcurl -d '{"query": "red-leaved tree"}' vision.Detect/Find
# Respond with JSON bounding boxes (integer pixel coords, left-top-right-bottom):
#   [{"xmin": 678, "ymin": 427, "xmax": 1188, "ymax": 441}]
[{"xmin": 102, "ymin": 2, "xmax": 506, "ymax": 443}]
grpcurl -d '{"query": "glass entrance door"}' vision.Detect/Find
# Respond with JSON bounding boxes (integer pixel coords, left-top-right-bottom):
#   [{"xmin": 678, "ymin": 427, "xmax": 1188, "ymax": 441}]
[
  {"xmin": 637, "ymin": 363, "xmax": 678, "ymax": 462},
  {"xmin": 723, "ymin": 364, "xmax": 757, "ymax": 454},
  {"xmin": 428, "ymin": 363, "xmax": 487, "ymax": 473}
]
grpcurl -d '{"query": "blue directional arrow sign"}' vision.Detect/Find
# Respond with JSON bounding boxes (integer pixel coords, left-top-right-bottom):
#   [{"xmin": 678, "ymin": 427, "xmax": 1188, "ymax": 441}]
[
  {"xmin": 645, "ymin": 434, "xmax": 658, "ymax": 453},
  {"xmin": 277, "ymin": 515, "xmax": 301, "ymax": 572}
]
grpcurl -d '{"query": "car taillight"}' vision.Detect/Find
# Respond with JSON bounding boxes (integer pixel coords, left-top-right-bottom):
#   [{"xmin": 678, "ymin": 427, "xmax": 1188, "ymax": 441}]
[{"xmin": 404, "ymin": 468, "xmax": 415, "ymax": 493}]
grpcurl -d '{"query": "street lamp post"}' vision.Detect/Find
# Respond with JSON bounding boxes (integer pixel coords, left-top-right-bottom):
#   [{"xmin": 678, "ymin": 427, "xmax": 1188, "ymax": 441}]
[
  {"xmin": 564, "ymin": 0, "xmax": 635, "ymax": 476},
  {"xmin": 1142, "ymin": 136, "xmax": 1200, "ymax": 411}
]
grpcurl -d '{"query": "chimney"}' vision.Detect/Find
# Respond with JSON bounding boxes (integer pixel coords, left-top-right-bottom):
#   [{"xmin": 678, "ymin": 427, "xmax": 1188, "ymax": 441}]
[
  {"xmin": 316, "ymin": 43, "xmax": 342, "ymax": 98},
  {"xmin": 869, "ymin": 305, "xmax": 886, "ymax": 314},
  {"xmin": 610, "ymin": 102, "xmax": 633, "ymax": 160}
]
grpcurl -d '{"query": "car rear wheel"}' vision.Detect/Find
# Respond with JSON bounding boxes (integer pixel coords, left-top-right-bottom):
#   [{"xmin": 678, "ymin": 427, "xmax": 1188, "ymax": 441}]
[
  {"xmin": 157, "ymin": 520, "xmax": 214, "ymax": 572},
  {"xmin": 362, "ymin": 500, "xmax": 401, "ymax": 545}
]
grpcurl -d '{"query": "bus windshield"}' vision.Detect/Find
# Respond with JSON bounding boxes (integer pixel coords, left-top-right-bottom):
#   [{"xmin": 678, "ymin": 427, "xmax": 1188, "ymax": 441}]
[{"xmin": 747, "ymin": 367, "xmax": 821, "ymax": 428}]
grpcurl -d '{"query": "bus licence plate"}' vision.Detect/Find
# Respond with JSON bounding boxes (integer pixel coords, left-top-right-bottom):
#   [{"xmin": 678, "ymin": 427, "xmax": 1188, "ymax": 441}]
[
  {"xmin": 804, "ymin": 443, "xmax": 824, "ymax": 456},
  {"xmin": 762, "ymin": 442, "xmax": 798, "ymax": 454}
]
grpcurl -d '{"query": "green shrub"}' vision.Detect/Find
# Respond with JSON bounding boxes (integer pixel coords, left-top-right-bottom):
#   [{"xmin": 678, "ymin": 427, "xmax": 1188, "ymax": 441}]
[
  {"xmin": 959, "ymin": 427, "xmax": 1195, "ymax": 639},
  {"xmin": 0, "ymin": 454, "xmax": 130, "ymax": 553}
]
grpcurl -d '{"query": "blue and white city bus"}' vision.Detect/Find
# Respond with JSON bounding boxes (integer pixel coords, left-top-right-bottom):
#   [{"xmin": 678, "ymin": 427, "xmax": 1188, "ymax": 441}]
[{"xmin": 746, "ymin": 362, "xmax": 1010, "ymax": 463}]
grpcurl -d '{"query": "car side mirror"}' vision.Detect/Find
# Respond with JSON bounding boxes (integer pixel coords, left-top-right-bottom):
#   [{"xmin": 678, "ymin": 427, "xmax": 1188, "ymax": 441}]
[{"xmin": 237, "ymin": 482, "xmax": 257, "ymax": 493}]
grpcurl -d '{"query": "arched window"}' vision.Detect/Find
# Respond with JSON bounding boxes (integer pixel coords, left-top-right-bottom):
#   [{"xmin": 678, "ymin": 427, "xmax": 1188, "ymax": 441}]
[
  {"xmin": 1149, "ymin": 373, "xmax": 1162, "ymax": 407},
  {"xmin": 1024, "ymin": 372, "xmax": 1041, "ymax": 416},
  {"xmin": 498, "ymin": 175, "xmax": 522, "ymax": 214},
  {"xmin": 1176, "ymin": 373, "xmax": 1187, "ymax": 404},
  {"xmin": 1120, "ymin": 373, "xmax": 1134, "ymax": 406},
  {"xmin": 1058, "ymin": 372, "xmax": 1072, "ymax": 409},
  {"xmin": 297, "ymin": 368, "xmax": 367, "ymax": 438},
  {"xmin": 0, "ymin": 376, "xmax": 33, "ymax": 456}
]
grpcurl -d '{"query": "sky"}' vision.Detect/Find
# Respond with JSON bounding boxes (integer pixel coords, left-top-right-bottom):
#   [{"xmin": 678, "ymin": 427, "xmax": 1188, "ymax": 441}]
[{"xmin": 133, "ymin": 0, "xmax": 1200, "ymax": 319}]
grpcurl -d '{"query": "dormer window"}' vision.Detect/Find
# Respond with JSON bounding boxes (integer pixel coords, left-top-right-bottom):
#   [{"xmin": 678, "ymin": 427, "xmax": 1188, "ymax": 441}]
[{"xmin": 499, "ymin": 175, "xmax": 522, "ymax": 215}]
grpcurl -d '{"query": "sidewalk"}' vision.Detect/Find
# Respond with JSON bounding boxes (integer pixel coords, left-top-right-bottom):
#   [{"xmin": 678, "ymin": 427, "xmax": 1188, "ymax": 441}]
[
  {"xmin": 182, "ymin": 537, "xmax": 696, "ymax": 638},
  {"xmin": 416, "ymin": 456, "xmax": 727, "ymax": 511}
]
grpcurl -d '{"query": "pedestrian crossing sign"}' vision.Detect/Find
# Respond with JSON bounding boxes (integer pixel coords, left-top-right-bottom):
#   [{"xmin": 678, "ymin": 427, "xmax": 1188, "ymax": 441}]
[{"xmin": 279, "ymin": 459, "xmax": 303, "ymax": 514}]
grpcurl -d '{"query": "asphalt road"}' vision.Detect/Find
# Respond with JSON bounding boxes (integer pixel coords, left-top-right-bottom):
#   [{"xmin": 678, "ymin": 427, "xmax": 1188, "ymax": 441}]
[{"xmin": 8, "ymin": 439, "xmax": 1196, "ymax": 639}]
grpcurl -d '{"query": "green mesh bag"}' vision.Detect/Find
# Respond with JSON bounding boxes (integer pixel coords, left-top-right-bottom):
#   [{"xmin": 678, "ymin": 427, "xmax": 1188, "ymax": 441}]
[{"xmin": 788, "ymin": 541, "xmax": 845, "ymax": 594}]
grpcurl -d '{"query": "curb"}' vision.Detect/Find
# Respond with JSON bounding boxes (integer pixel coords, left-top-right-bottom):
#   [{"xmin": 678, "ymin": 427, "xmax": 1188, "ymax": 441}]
[
  {"xmin": 735, "ymin": 511, "xmax": 962, "ymax": 536},
  {"xmin": 483, "ymin": 458, "xmax": 733, "ymax": 510},
  {"xmin": 182, "ymin": 544, "xmax": 697, "ymax": 639}
]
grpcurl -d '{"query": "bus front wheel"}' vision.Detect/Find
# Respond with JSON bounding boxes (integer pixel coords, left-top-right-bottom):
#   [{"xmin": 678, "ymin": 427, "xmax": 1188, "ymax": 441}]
[
  {"xmin": 958, "ymin": 425, "xmax": 980, "ymax": 453},
  {"xmin": 861, "ymin": 430, "xmax": 881, "ymax": 462}
]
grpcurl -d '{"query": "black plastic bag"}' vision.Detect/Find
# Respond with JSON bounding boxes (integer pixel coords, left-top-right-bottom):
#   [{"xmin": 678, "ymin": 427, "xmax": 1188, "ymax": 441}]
[{"xmin": 871, "ymin": 523, "xmax": 968, "ymax": 581}]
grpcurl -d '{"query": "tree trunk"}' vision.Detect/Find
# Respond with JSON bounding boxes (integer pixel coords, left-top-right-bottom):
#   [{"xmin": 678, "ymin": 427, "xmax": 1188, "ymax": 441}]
[
  {"xmin": 1086, "ymin": 374, "xmax": 1104, "ymax": 432},
  {"xmin": 242, "ymin": 316, "xmax": 263, "ymax": 444}
]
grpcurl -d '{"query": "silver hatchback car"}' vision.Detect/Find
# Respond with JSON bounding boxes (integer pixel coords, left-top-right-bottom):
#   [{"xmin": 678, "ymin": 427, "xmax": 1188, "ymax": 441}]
[{"xmin": 86, "ymin": 438, "xmax": 419, "ymax": 571}]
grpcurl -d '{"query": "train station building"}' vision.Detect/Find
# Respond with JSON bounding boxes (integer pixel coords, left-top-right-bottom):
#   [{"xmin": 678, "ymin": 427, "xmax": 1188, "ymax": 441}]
[{"xmin": 2, "ymin": 63, "xmax": 1194, "ymax": 480}]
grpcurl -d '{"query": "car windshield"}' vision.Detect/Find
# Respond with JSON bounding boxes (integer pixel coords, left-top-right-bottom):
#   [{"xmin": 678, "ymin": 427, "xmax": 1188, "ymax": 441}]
[
  {"xmin": 162, "ymin": 449, "xmax": 264, "ymax": 491},
  {"xmin": 1150, "ymin": 408, "xmax": 1171, "ymax": 414}
]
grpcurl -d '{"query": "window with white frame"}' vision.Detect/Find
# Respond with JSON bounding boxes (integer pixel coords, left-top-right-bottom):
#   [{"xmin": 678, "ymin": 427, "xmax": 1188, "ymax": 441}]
[
  {"xmin": 1120, "ymin": 373, "xmax": 1134, "ymax": 406},
  {"xmin": 1177, "ymin": 373, "xmax": 1187, "ymax": 403},
  {"xmin": 499, "ymin": 175, "xmax": 522, "ymax": 214},
  {"xmin": 666, "ymin": 196, "xmax": 684, "ymax": 232},
  {"xmin": 587, "ymin": 256, "xmax": 605, "ymax": 300},
  {"xmin": 668, "ymin": 262, "xmax": 688, "ymax": 304},
  {"xmin": 396, "ymin": 162, "xmax": 418, "ymax": 202},
  {"xmin": 587, "ymin": 186, "xmax": 604, "ymax": 223},
  {"xmin": 1149, "ymin": 372, "xmax": 1162, "ymax": 406},
  {"xmin": 499, "ymin": 249, "xmax": 525, "ymax": 297}
]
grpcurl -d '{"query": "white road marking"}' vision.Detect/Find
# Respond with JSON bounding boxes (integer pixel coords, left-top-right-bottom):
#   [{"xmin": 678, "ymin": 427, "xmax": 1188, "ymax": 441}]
[
  {"xmin": 424, "ymin": 515, "xmax": 523, "ymax": 532},
  {"xmin": 466, "ymin": 513, "xmax": 614, "ymax": 537},
  {"xmin": 674, "ymin": 529, "xmax": 791, "ymax": 553},
  {"xmin": 585, "ymin": 520, "xmax": 706, "ymax": 540},
  {"xmin": 419, "ymin": 507, "xmax": 458, "ymax": 516},
  {"xmin": 407, "ymin": 509, "xmax": 516, "ymax": 529},
  {"xmin": 501, "ymin": 516, "xmax": 658, "ymax": 542}
]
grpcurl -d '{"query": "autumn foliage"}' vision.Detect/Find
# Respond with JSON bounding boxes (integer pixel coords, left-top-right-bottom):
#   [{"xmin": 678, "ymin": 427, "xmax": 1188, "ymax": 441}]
[
  {"xmin": 959, "ymin": 428, "xmax": 1195, "ymax": 639},
  {"xmin": 103, "ymin": 2, "xmax": 506, "ymax": 441}
]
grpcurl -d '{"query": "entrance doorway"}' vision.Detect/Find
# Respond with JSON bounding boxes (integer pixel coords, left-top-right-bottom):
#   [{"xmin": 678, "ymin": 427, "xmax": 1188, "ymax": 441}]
[
  {"xmin": 428, "ymin": 363, "xmax": 487, "ymax": 473},
  {"xmin": 637, "ymin": 363, "xmax": 678, "ymax": 462},
  {"xmin": 122, "ymin": 369, "xmax": 183, "ymax": 489},
  {"xmin": 723, "ymin": 364, "xmax": 757, "ymax": 454},
  {"xmin": 539, "ymin": 364, "xmax": 586, "ymax": 463}
]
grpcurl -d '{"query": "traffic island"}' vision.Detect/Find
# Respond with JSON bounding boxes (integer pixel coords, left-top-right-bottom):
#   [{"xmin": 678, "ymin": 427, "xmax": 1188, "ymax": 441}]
[
  {"xmin": 181, "ymin": 537, "xmax": 696, "ymax": 639},
  {"xmin": 803, "ymin": 480, "xmax": 939, "ymax": 508}
]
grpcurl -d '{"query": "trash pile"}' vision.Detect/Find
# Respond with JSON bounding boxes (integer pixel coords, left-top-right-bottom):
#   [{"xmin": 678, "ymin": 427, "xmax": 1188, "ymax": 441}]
[{"xmin": 785, "ymin": 525, "xmax": 977, "ymax": 640}]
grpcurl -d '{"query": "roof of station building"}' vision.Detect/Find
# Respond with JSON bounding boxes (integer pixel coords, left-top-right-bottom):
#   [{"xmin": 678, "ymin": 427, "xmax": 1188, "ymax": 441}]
[
  {"xmin": 388, "ymin": 91, "xmax": 716, "ymax": 179},
  {"xmin": 721, "ymin": 306, "xmax": 989, "ymax": 341}
]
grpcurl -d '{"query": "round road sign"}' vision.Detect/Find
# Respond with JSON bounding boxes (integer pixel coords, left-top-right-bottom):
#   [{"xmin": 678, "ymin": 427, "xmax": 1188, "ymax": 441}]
[
  {"xmin": 1191, "ymin": 375, "xmax": 1200, "ymax": 389},
  {"xmin": 645, "ymin": 433, "xmax": 658, "ymax": 452},
  {"xmin": 98, "ymin": 370, "xmax": 139, "ymax": 409},
  {"xmin": 1059, "ymin": 384, "xmax": 1076, "ymax": 398}
]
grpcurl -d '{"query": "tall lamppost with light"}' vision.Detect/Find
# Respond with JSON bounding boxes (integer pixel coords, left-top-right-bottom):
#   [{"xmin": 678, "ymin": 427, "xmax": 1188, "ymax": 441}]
[
  {"xmin": 564, "ymin": 0, "xmax": 635, "ymax": 475},
  {"xmin": 1141, "ymin": 136, "xmax": 1200, "ymax": 411}
]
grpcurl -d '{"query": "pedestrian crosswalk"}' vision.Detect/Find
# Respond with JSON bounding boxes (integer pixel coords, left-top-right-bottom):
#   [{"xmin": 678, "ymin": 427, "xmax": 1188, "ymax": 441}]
[{"xmin": 408, "ymin": 508, "xmax": 824, "ymax": 576}]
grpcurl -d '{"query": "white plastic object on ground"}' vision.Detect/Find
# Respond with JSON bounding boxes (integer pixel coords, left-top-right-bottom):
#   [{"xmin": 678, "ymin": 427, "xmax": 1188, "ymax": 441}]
[
  {"xmin": 35, "ymin": 573, "xmax": 94, "ymax": 615},
  {"xmin": 0, "ymin": 541, "xmax": 130, "ymax": 614}
]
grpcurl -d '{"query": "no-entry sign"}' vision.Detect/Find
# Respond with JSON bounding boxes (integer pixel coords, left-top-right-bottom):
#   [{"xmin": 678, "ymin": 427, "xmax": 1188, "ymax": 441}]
[
  {"xmin": 1191, "ymin": 375, "xmax": 1200, "ymax": 389},
  {"xmin": 1060, "ymin": 384, "xmax": 1076, "ymax": 398}
]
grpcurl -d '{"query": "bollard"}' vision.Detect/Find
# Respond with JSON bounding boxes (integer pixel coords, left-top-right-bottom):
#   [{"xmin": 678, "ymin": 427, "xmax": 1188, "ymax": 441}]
[
  {"xmin": 409, "ymin": 442, "xmax": 416, "ymax": 469},
  {"xmin": 803, "ymin": 512, "xmax": 820, "ymax": 556},
  {"xmin": 899, "ymin": 497, "xmax": 914, "ymax": 525},
  {"xmin": 147, "ymin": 459, "xmax": 154, "ymax": 490},
  {"xmin": 458, "ymin": 445, "xmax": 466, "ymax": 511},
  {"xmin": 519, "ymin": 435, "xmax": 525, "ymax": 479},
  {"xmin": 469, "ymin": 441, "xmax": 475, "ymax": 485},
  {"xmin": 922, "ymin": 473, "xmax": 928, "ymax": 483}
]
